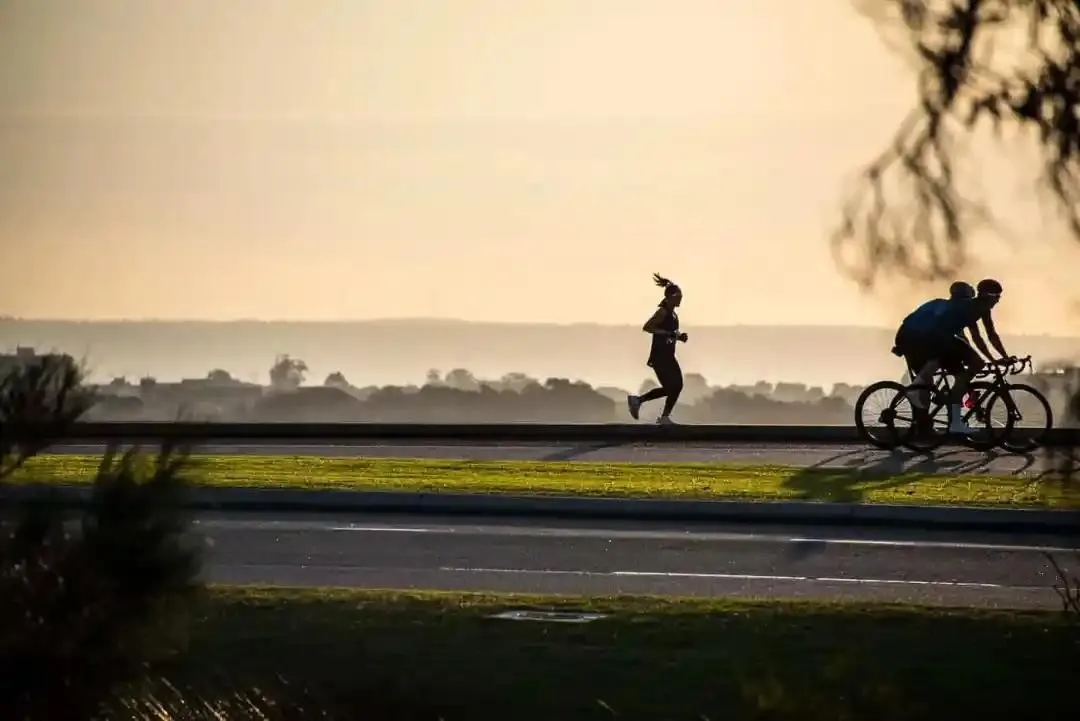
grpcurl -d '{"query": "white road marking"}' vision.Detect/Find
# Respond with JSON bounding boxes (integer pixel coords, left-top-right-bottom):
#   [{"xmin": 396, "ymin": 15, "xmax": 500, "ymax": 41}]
[
  {"xmin": 192, "ymin": 519, "xmax": 1080, "ymax": 554},
  {"xmin": 784, "ymin": 536, "xmax": 1080, "ymax": 553},
  {"xmin": 436, "ymin": 566, "xmax": 1052, "ymax": 591},
  {"xmin": 328, "ymin": 526, "xmax": 434, "ymax": 533}
]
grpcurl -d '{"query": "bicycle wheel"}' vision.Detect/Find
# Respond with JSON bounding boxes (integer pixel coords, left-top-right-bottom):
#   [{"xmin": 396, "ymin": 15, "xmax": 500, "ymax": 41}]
[
  {"xmin": 895, "ymin": 383, "xmax": 949, "ymax": 453},
  {"xmin": 854, "ymin": 380, "xmax": 913, "ymax": 449},
  {"xmin": 957, "ymin": 381, "xmax": 1009, "ymax": 451},
  {"xmin": 986, "ymin": 383, "xmax": 1053, "ymax": 454}
]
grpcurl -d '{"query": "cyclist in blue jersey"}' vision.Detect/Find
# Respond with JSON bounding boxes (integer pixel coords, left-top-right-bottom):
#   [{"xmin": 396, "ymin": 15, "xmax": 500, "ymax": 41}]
[
  {"xmin": 893, "ymin": 279, "xmax": 1010, "ymax": 434},
  {"xmin": 893, "ymin": 281, "xmax": 973, "ymax": 383}
]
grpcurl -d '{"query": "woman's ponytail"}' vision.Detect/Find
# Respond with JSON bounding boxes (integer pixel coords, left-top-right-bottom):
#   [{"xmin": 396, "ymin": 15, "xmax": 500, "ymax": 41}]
[{"xmin": 653, "ymin": 273, "xmax": 680, "ymax": 297}]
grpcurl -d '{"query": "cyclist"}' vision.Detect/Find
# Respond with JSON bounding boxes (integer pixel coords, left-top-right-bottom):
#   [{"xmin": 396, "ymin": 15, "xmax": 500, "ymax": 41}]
[
  {"xmin": 895, "ymin": 278, "xmax": 1011, "ymax": 434},
  {"xmin": 893, "ymin": 281, "xmax": 977, "ymax": 432},
  {"xmin": 942, "ymin": 278, "xmax": 1012, "ymax": 427}
]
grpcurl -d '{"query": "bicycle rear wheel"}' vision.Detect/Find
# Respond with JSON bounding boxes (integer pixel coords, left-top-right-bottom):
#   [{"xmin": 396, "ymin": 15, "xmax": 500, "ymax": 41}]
[
  {"xmin": 855, "ymin": 380, "xmax": 913, "ymax": 449},
  {"xmin": 986, "ymin": 383, "xmax": 1053, "ymax": 454},
  {"xmin": 895, "ymin": 383, "xmax": 948, "ymax": 453}
]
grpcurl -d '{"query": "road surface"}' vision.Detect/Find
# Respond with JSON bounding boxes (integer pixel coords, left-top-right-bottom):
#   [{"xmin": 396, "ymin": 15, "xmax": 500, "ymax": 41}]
[
  {"xmin": 197, "ymin": 512, "xmax": 1078, "ymax": 609},
  {"xmin": 50, "ymin": 440, "xmax": 1056, "ymax": 475}
]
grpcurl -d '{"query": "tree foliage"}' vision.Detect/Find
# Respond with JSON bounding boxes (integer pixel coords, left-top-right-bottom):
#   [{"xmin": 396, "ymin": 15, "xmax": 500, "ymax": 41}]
[
  {"xmin": 0, "ymin": 355, "xmax": 203, "ymax": 720},
  {"xmin": 833, "ymin": 0, "xmax": 1079, "ymax": 287},
  {"xmin": 324, "ymin": 371, "xmax": 350, "ymax": 388},
  {"xmin": 269, "ymin": 354, "xmax": 309, "ymax": 391}
]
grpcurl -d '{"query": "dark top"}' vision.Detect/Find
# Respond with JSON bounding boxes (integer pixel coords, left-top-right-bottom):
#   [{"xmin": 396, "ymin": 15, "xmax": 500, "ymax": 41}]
[
  {"xmin": 901, "ymin": 297, "xmax": 983, "ymax": 340},
  {"xmin": 647, "ymin": 305, "xmax": 679, "ymax": 366},
  {"xmin": 933, "ymin": 297, "xmax": 984, "ymax": 337},
  {"xmin": 900, "ymin": 298, "xmax": 948, "ymax": 335}
]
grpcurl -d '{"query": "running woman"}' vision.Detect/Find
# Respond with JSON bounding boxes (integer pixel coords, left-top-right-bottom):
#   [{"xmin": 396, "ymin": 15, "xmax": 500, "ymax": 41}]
[{"xmin": 627, "ymin": 273, "xmax": 688, "ymax": 424}]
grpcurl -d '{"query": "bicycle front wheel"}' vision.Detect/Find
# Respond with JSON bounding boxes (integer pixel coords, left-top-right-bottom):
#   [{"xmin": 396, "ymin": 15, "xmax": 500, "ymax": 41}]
[
  {"xmin": 987, "ymin": 383, "xmax": 1054, "ymax": 454},
  {"xmin": 960, "ymin": 381, "xmax": 1011, "ymax": 452}
]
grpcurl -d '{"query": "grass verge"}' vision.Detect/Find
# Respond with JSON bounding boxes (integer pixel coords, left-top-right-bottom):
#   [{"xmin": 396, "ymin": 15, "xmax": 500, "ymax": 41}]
[
  {"xmin": 14, "ymin": 454, "xmax": 1078, "ymax": 507},
  {"xmin": 152, "ymin": 587, "xmax": 1077, "ymax": 721}
]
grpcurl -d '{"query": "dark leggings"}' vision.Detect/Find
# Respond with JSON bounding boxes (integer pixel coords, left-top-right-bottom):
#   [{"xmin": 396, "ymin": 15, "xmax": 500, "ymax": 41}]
[{"xmin": 639, "ymin": 357, "xmax": 683, "ymax": 417}]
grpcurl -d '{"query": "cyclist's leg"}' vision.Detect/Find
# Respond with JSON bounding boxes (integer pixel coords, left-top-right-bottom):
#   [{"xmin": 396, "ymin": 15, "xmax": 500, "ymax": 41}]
[
  {"xmin": 947, "ymin": 335, "xmax": 983, "ymax": 401},
  {"xmin": 900, "ymin": 336, "xmax": 936, "ymax": 432},
  {"xmin": 899, "ymin": 331, "xmax": 932, "ymax": 405},
  {"xmin": 913, "ymin": 358, "xmax": 939, "ymax": 406},
  {"xmin": 941, "ymin": 336, "xmax": 981, "ymax": 431}
]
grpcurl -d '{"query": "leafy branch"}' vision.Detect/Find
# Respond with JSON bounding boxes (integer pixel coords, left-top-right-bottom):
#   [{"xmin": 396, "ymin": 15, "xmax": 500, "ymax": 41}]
[{"xmin": 833, "ymin": 0, "xmax": 1080, "ymax": 288}]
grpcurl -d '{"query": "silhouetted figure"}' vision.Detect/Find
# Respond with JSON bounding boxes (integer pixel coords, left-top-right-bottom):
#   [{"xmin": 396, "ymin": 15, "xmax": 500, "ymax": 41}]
[{"xmin": 626, "ymin": 273, "xmax": 688, "ymax": 424}]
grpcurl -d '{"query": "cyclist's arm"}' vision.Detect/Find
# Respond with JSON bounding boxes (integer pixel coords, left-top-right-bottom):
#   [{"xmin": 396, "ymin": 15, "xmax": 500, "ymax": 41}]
[
  {"xmin": 980, "ymin": 312, "xmax": 1009, "ymax": 358},
  {"xmin": 964, "ymin": 322, "xmax": 995, "ymax": 360}
]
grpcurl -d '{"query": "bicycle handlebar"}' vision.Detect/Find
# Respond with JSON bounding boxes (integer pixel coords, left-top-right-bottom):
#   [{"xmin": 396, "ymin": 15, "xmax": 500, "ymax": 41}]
[
  {"xmin": 979, "ymin": 354, "xmax": 1034, "ymax": 378},
  {"xmin": 914, "ymin": 355, "xmax": 1035, "ymax": 383},
  {"xmin": 1011, "ymin": 354, "xmax": 1034, "ymax": 374}
]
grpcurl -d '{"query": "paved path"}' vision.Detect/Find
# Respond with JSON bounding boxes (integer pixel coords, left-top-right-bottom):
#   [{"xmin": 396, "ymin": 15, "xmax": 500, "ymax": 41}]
[
  {"xmin": 49, "ymin": 440, "xmax": 1058, "ymax": 475},
  {"xmin": 197, "ymin": 511, "xmax": 1078, "ymax": 609}
]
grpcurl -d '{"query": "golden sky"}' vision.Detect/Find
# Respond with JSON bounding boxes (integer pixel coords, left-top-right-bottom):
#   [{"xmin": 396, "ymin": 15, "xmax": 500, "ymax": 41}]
[{"xmin": 1, "ymin": 0, "xmax": 1076, "ymax": 331}]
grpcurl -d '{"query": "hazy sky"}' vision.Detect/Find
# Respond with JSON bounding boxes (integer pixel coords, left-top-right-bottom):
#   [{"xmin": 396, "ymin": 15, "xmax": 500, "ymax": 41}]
[{"xmin": 1, "ymin": 0, "xmax": 1077, "ymax": 331}]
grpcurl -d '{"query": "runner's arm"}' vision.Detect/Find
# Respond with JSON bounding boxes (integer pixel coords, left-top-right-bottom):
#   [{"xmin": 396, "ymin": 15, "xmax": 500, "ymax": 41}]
[
  {"xmin": 642, "ymin": 308, "xmax": 673, "ymax": 336},
  {"xmin": 979, "ymin": 312, "xmax": 1010, "ymax": 359}
]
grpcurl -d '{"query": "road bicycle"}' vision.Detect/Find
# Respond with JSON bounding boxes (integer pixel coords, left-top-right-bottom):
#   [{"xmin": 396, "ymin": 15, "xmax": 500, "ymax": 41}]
[
  {"xmin": 854, "ymin": 355, "xmax": 1052, "ymax": 453},
  {"xmin": 891, "ymin": 355, "xmax": 1052, "ymax": 454},
  {"xmin": 853, "ymin": 366, "xmax": 993, "ymax": 451}
]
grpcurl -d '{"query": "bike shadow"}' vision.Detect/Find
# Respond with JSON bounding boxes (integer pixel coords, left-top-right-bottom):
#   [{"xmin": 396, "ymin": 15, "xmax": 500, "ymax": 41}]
[
  {"xmin": 781, "ymin": 445, "xmax": 1038, "ymax": 504},
  {"xmin": 1035, "ymin": 445, "xmax": 1080, "ymax": 479},
  {"xmin": 539, "ymin": 441, "xmax": 635, "ymax": 462}
]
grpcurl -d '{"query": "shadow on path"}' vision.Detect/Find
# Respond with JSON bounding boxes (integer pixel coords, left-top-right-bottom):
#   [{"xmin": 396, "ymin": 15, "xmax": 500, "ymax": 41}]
[
  {"xmin": 781, "ymin": 446, "xmax": 1039, "ymax": 504},
  {"xmin": 539, "ymin": 441, "xmax": 634, "ymax": 463}
]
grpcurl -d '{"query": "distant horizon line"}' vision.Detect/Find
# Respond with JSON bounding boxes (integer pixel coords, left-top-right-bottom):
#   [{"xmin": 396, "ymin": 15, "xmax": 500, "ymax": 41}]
[
  {"xmin": 2, "ymin": 316, "xmax": 1079, "ymax": 339},
  {"xmin": 1, "ymin": 315, "xmax": 897, "ymax": 329}
]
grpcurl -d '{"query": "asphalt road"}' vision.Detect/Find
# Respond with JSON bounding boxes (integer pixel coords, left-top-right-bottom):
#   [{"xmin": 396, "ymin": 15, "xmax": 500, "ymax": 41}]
[
  {"xmin": 50, "ymin": 439, "xmax": 1054, "ymax": 475},
  {"xmin": 196, "ymin": 512, "xmax": 1078, "ymax": 609}
]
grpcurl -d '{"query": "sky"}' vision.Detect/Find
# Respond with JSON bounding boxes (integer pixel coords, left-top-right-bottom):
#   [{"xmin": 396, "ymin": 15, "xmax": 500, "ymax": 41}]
[{"xmin": 1, "ymin": 0, "xmax": 1077, "ymax": 331}]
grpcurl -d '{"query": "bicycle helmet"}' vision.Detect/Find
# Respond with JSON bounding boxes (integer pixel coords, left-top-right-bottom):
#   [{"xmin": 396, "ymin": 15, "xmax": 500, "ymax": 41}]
[
  {"xmin": 976, "ymin": 278, "xmax": 1003, "ymax": 297},
  {"xmin": 949, "ymin": 281, "xmax": 976, "ymax": 299}
]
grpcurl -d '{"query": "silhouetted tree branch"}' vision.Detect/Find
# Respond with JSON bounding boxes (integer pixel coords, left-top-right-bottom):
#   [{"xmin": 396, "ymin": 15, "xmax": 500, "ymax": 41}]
[
  {"xmin": 0, "ymin": 356, "xmax": 203, "ymax": 720},
  {"xmin": 833, "ymin": 0, "xmax": 1079, "ymax": 287},
  {"xmin": 1045, "ymin": 552, "xmax": 1079, "ymax": 617},
  {"xmin": 0, "ymin": 354, "xmax": 95, "ymax": 478}
]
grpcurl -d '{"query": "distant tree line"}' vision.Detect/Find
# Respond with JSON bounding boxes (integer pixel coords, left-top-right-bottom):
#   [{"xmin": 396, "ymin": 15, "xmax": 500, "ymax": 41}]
[
  {"xmin": 87, "ymin": 358, "xmax": 869, "ymax": 424},
  {"xmin": 49, "ymin": 353, "xmax": 1080, "ymax": 425}
]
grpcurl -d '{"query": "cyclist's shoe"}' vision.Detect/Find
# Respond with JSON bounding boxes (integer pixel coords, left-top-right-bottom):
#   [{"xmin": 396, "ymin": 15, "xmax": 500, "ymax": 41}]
[
  {"xmin": 627, "ymin": 394, "xmax": 642, "ymax": 420},
  {"xmin": 656, "ymin": 415, "xmax": 677, "ymax": 425}
]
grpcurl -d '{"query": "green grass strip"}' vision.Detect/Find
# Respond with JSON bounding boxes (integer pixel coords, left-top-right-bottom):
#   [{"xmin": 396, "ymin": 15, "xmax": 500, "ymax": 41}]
[
  {"xmin": 13, "ymin": 453, "xmax": 1077, "ymax": 507},
  {"xmin": 168, "ymin": 587, "xmax": 1078, "ymax": 721}
]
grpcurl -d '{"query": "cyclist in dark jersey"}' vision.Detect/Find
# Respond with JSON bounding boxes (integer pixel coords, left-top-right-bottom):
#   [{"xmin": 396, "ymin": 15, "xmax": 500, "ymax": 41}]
[
  {"xmin": 894, "ymin": 281, "xmax": 973, "ymax": 382},
  {"xmin": 626, "ymin": 273, "xmax": 688, "ymax": 425},
  {"xmin": 893, "ymin": 278, "xmax": 1010, "ymax": 433},
  {"xmin": 894, "ymin": 281, "xmax": 976, "ymax": 432}
]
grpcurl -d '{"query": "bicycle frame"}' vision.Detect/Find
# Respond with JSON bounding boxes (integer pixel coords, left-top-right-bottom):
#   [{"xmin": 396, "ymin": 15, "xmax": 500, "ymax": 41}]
[{"xmin": 905, "ymin": 356, "xmax": 1033, "ymax": 427}]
